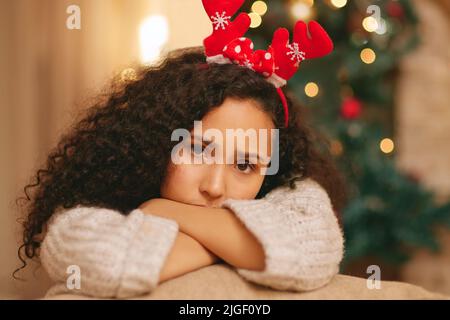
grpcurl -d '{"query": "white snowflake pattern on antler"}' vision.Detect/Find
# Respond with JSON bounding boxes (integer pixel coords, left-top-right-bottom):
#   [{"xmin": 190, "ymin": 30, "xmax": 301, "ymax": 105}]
[
  {"xmin": 211, "ymin": 11, "xmax": 232, "ymax": 30},
  {"xmin": 286, "ymin": 42, "xmax": 306, "ymax": 62}
]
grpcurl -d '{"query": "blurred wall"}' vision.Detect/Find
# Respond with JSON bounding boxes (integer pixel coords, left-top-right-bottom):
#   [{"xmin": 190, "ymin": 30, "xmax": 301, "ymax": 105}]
[
  {"xmin": 397, "ymin": 0, "xmax": 450, "ymax": 295},
  {"xmin": 0, "ymin": 0, "xmax": 209, "ymax": 299},
  {"xmin": 397, "ymin": 0, "xmax": 450, "ymax": 201}
]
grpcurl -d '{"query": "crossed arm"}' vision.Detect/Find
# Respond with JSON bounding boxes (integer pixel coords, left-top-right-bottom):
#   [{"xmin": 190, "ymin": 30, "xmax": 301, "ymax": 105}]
[{"xmin": 138, "ymin": 198, "xmax": 266, "ymax": 283}]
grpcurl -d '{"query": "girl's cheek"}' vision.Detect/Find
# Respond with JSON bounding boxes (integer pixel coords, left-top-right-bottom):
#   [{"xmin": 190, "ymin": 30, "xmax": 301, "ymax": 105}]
[
  {"xmin": 226, "ymin": 169, "xmax": 265, "ymax": 200},
  {"xmin": 237, "ymin": 177, "xmax": 265, "ymax": 199},
  {"xmin": 161, "ymin": 163, "xmax": 202, "ymax": 199}
]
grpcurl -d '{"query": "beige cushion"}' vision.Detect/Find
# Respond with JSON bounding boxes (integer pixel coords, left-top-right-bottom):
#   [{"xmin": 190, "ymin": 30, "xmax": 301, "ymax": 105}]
[{"xmin": 44, "ymin": 264, "xmax": 448, "ymax": 300}]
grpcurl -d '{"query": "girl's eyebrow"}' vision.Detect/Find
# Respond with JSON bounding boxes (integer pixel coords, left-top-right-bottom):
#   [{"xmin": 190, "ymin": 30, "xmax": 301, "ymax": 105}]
[{"xmin": 236, "ymin": 151, "xmax": 271, "ymax": 165}]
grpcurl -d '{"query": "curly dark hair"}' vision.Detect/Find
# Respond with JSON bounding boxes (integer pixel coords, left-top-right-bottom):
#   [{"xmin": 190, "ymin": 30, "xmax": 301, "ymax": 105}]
[{"xmin": 14, "ymin": 46, "xmax": 347, "ymax": 278}]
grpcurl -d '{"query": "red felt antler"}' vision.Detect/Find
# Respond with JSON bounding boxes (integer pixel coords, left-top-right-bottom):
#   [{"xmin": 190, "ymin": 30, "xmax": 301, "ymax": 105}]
[
  {"xmin": 202, "ymin": 0, "xmax": 251, "ymax": 62},
  {"xmin": 268, "ymin": 20, "xmax": 334, "ymax": 88},
  {"xmin": 201, "ymin": 1, "xmax": 334, "ymax": 128}
]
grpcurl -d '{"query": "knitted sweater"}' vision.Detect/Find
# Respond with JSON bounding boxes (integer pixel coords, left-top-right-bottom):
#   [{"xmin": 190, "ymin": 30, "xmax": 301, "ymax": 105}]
[{"xmin": 40, "ymin": 178, "xmax": 344, "ymax": 298}]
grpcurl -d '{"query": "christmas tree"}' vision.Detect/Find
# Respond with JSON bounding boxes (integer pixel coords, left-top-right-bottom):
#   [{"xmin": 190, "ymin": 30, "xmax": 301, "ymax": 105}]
[{"xmin": 241, "ymin": 0, "xmax": 450, "ymax": 274}]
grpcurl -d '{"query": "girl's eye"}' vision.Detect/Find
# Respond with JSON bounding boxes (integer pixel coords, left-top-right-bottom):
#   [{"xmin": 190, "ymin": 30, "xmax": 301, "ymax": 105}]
[
  {"xmin": 236, "ymin": 162, "xmax": 256, "ymax": 174},
  {"xmin": 190, "ymin": 143, "xmax": 204, "ymax": 155}
]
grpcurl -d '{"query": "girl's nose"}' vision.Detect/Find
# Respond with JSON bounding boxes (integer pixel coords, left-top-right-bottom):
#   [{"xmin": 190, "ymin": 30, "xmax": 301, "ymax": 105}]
[{"xmin": 199, "ymin": 164, "xmax": 226, "ymax": 205}]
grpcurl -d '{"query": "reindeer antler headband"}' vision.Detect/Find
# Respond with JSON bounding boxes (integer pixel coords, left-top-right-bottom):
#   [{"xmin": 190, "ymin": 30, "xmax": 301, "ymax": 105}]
[{"xmin": 202, "ymin": 0, "xmax": 334, "ymax": 128}]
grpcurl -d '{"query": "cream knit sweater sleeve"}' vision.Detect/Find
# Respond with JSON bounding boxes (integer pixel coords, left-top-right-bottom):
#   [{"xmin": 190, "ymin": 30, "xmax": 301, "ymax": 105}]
[
  {"xmin": 40, "ymin": 206, "xmax": 179, "ymax": 298},
  {"xmin": 221, "ymin": 178, "xmax": 345, "ymax": 292}
]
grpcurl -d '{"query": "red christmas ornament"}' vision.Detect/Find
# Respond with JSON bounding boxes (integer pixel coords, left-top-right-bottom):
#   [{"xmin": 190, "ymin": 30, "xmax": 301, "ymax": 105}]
[
  {"xmin": 387, "ymin": 2, "xmax": 405, "ymax": 19},
  {"xmin": 341, "ymin": 97, "xmax": 362, "ymax": 119},
  {"xmin": 405, "ymin": 170, "xmax": 422, "ymax": 184}
]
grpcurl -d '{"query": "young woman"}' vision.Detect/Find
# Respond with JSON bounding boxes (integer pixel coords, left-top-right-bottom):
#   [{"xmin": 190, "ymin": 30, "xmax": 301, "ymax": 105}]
[{"xmin": 16, "ymin": 47, "xmax": 346, "ymax": 298}]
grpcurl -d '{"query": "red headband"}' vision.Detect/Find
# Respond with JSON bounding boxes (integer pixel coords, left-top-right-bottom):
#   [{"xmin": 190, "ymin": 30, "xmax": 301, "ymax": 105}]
[{"xmin": 202, "ymin": 0, "xmax": 334, "ymax": 128}]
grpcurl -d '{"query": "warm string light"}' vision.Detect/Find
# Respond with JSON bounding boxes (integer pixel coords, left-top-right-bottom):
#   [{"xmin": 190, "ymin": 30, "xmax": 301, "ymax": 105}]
[
  {"xmin": 360, "ymin": 48, "xmax": 376, "ymax": 64},
  {"xmin": 380, "ymin": 138, "xmax": 395, "ymax": 154},
  {"xmin": 362, "ymin": 16, "xmax": 387, "ymax": 35},
  {"xmin": 362, "ymin": 16, "xmax": 379, "ymax": 32},
  {"xmin": 290, "ymin": 0, "xmax": 315, "ymax": 20},
  {"xmin": 249, "ymin": 0, "xmax": 267, "ymax": 28},
  {"xmin": 251, "ymin": 1, "xmax": 268, "ymax": 16},
  {"xmin": 139, "ymin": 15, "xmax": 169, "ymax": 64},
  {"xmin": 249, "ymin": 12, "xmax": 262, "ymax": 28},
  {"xmin": 330, "ymin": 0, "xmax": 347, "ymax": 9},
  {"xmin": 305, "ymin": 82, "xmax": 319, "ymax": 97}
]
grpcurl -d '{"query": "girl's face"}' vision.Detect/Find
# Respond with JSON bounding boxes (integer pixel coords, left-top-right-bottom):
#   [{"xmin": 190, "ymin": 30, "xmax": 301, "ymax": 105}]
[{"xmin": 160, "ymin": 97, "xmax": 275, "ymax": 208}]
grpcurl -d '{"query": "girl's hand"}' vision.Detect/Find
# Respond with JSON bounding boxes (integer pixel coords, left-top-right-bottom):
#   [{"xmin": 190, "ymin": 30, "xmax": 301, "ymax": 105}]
[
  {"xmin": 138, "ymin": 198, "xmax": 266, "ymax": 271},
  {"xmin": 139, "ymin": 199, "xmax": 222, "ymax": 283},
  {"xmin": 158, "ymin": 231, "xmax": 222, "ymax": 284}
]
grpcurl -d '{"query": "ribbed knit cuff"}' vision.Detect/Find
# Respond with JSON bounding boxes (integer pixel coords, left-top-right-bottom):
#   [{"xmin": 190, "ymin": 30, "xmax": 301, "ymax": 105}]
[
  {"xmin": 221, "ymin": 199, "xmax": 296, "ymax": 276},
  {"xmin": 221, "ymin": 195, "xmax": 344, "ymax": 291}
]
